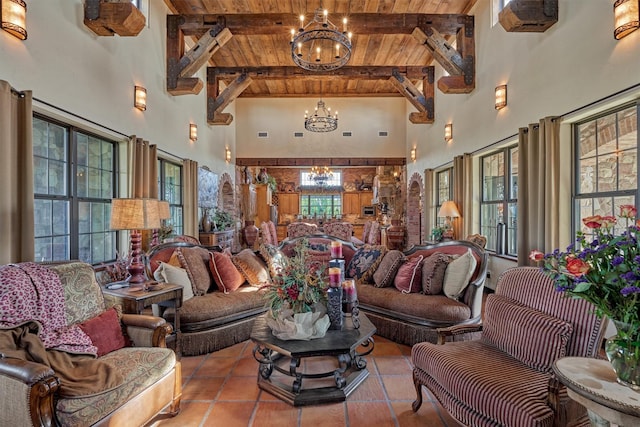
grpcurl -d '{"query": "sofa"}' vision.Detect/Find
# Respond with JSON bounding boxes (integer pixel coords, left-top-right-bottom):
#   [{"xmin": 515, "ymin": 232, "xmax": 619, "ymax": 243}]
[{"xmin": 0, "ymin": 261, "xmax": 181, "ymax": 427}]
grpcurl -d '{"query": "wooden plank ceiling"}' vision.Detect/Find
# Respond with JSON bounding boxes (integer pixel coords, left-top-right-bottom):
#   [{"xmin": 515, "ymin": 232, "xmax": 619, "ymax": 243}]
[{"xmin": 164, "ymin": 0, "xmax": 478, "ymax": 97}]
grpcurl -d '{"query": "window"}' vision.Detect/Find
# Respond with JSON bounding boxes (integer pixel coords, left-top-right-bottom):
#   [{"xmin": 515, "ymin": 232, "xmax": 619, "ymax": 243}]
[
  {"xmin": 158, "ymin": 159, "xmax": 184, "ymax": 236},
  {"xmin": 480, "ymin": 145, "xmax": 518, "ymax": 255},
  {"xmin": 300, "ymin": 170, "xmax": 342, "ymax": 187},
  {"xmin": 436, "ymin": 168, "xmax": 453, "ymax": 227},
  {"xmin": 33, "ymin": 115, "xmax": 118, "ymax": 264},
  {"xmin": 300, "ymin": 194, "xmax": 342, "ymax": 217},
  {"xmin": 574, "ymin": 104, "xmax": 638, "ymax": 237}
]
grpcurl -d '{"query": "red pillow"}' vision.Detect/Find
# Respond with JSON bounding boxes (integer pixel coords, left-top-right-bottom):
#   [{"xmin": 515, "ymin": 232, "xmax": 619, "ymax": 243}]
[
  {"xmin": 209, "ymin": 251, "xmax": 245, "ymax": 293},
  {"xmin": 78, "ymin": 307, "xmax": 127, "ymax": 357},
  {"xmin": 394, "ymin": 255, "xmax": 424, "ymax": 294}
]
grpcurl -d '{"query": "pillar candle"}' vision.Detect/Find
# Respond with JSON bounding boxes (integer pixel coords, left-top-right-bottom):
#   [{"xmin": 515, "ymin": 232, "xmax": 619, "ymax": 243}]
[
  {"xmin": 329, "ymin": 267, "xmax": 342, "ymax": 287},
  {"xmin": 330, "ymin": 241, "xmax": 343, "ymax": 259}
]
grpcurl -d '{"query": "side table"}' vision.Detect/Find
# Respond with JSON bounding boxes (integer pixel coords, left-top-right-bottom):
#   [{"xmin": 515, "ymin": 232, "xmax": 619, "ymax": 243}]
[
  {"xmin": 102, "ymin": 282, "xmax": 183, "ymax": 358},
  {"xmin": 553, "ymin": 357, "xmax": 640, "ymax": 426}
]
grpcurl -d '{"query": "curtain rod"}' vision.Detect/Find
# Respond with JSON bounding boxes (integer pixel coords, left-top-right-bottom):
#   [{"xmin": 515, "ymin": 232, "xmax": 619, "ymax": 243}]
[{"xmin": 33, "ymin": 96, "xmax": 185, "ymax": 161}]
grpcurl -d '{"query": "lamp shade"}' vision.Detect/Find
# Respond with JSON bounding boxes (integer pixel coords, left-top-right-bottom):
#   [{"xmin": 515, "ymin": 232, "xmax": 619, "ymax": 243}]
[
  {"xmin": 1, "ymin": 0, "xmax": 27, "ymax": 40},
  {"xmin": 110, "ymin": 198, "xmax": 161, "ymax": 230},
  {"xmin": 614, "ymin": 0, "xmax": 640, "ymax": 40},
  {"xmin": 158, "ymin": 200, "xmax": 171, "ymax": 220},
  {"xmin": 438, "ymin": 200, "xmax": 460, "ymax": 218}
]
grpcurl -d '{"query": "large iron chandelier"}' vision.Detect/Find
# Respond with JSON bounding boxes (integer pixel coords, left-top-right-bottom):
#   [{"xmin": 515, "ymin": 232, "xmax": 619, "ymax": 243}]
[
  {"xmin": 310, "ymin": 166, "xmax": 333, "ymax": 185},
  {"xmin": 305, "ymin": 99, "xmax": 338, "ymax": 132},
  {"xmin": 291, "ymin": 8, "xmax": 352, "ymax": 72}
]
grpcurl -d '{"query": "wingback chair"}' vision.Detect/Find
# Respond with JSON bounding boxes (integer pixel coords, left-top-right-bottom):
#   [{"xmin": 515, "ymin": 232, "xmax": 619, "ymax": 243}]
[
  {"xmin": 323, "ymin": 221, "xmax": 353, "ymax": 241},
  {"xmin": 286, "ymin": 222, "xmax": 319, "ymax": 239},
  {"xmin": 411, "ymin": 267, "xmax": 607, "ymax": 427}
]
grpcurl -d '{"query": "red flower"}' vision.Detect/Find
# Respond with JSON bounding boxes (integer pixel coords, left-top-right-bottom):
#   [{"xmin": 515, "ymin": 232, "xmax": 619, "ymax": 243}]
[
  {"xmin": 620, "ymin": 205, "xmax": 637, "ymax": 219},
  {"xmin": 529, "ymin": 250, "xmax": 545, "ymax": 262},
  {"xmin": 582, "ymin": 215, "xmax": 603, "ymax": 229},
  {"xmin": 600, "ymin": 216, "xmax": 617, "ymax": 228},
  {"xmin": 565, "ymin": 256, "xmax": 590, "ymax": 277}
]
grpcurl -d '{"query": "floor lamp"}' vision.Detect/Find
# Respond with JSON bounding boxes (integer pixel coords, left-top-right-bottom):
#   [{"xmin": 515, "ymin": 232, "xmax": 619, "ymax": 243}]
[
  {"xmin": 110, "ymin": 198, "xmax": 160, "ymax": 286},
  {"xmin": 438, "ymin": 201, "xmax": 461, "ymax": 240}
]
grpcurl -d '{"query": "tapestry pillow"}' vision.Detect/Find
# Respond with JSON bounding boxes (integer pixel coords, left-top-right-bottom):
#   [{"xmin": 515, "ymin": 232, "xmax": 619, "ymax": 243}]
[
  {"xmin": 209, "ymin": 251, "xmax": 245, "ymax": 293},
  {"xmin": 422, "ymin": 252, "xmax": 452, "ymax": 295},
  {"xmin": 78, "ymin": 307, "xmax": 128, "ymax": 357},
  {"xmin": 346, "ymin": 245, "xmax": 388, "ymax": 284},
  {"xmin": 394, "ymin": 255, "xmax": 424, "ymax": 294},
  {"xmin": 259, "ymin": 243, "xmax": 289, "ymax": 279},
  {"xmin": 442, "ymin": 249, "xmax": 477, "ymax": 300},
  {"xmin": 232, "ymin": 249, "xmax": 271, "ymax": 286},
  {"xmin": 372, "ymin": 250, "xmax": 405, "ymax": 288},
  {"xmin": 176, "ymin": 246, "xmax": 213, "ymax": 296},
  {"xmin": 153, "ymin": 262, "xmax": 194, "ymax": 301},
  {"xmin": 482, "ymin": 294, "xmax": 573, "ymax": 373}
]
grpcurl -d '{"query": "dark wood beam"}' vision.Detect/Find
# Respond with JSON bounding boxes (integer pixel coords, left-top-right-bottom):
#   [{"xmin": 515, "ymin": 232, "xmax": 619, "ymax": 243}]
[
  {"xmin": 389, "ymin": 67, "xmax": 434, "ymax": 124},
  {"xmin": 210, "ymin": 66, "xmax": 432, "ymax": 80},
  {"xmin": 236, "ymin": 158, "xmax": 406, "ymax": 167},
  {"xmin": 207, "ymin": 72, "xmax": 253, "ymax": 125},
  {"xmin": 499, "ymin": 0, "xmax": 558, "ymax": 32}
]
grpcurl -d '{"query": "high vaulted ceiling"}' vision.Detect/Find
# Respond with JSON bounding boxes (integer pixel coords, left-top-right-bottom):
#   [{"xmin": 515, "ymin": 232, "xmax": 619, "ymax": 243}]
[{"xmin": 164, "ymin": 0, "xmax": 478, "ymax": 98}]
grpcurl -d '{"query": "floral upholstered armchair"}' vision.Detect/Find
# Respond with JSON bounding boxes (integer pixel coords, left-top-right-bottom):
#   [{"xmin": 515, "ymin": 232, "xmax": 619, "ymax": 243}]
[
  {"xmin": 323, "ymin": 222, "xmax": 353, "ymax": 241},
  {"xmin": 286, "ymin": 222, "xmax": 319, "ymax": 239},
  {"xmin": 0, "ymin": 262, "xmax": 181, "ymax": 427}
]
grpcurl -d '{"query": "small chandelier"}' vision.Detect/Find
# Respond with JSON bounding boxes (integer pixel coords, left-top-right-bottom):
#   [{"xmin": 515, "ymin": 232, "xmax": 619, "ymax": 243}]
[
  {"xmin": 291, "ymin": 8, "xmax": 352, "ymax": 72},
  {"xmin": 310, "ymin": 166, "xmax": 333, "ymax": 185},
  {"xmin": 305, "ymin": 99, "xmax": 338, "ymax": 132}
]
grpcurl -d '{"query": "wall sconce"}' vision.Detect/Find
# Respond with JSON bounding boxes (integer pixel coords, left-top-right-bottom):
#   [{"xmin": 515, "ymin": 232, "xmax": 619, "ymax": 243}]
[
  {"xmin": 225, "ymin": 147, "xmax": 231, "ymax": 163},
  {"xmin": 614, "ymin": 0, "xmax": 640, "ymax": 40},
  {"xmin": 189, "ymin": 123, "xmax": 197, "ymax": 142},
  {"xmin": 134, "ymin": 85, "xmax": 147, "ymax": 111},
  {"xmin": 410, "ymin": 147, "xmax": 416, "ymax": 162},
  {"xmin": 495, "ymin": 85, "xmax": 507, "ymax": 110},
  {"xmin": 1, "ymin": 0, "xmax": 27, "ymax": 40},
  {"xmin": 444, "ymin": 123, "xmax": 453, "ymax": 142}
]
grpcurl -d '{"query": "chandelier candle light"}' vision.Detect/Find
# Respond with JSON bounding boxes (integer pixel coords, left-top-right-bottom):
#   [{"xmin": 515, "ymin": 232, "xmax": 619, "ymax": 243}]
[
  {"xmin": 309, "ymin": 165, "xmax": 333, "ymax": 185},
  {"xmin": 291, "ymin": 8, "xmax": 352, "ymax": 72},
  {"xmin": 305, "ymin": 99, "xmax": 338, "ymax": 132}
]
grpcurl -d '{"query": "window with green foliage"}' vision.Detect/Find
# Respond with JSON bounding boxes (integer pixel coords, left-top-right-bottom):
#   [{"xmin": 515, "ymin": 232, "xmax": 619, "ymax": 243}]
[
  {"xmin": 300, "ymin": 194, "xmax": 342, "ymax": 217},
  {"xmin": 436, "ymin": 168, "xmax": 453, "ymax": 228},
  {"xmin": 33, "ymin": 115, "xmax": 118, "ymax": 263},
  {"xmin": 158, "ymin": 159, "xmax": 183, "ymax": 236}
]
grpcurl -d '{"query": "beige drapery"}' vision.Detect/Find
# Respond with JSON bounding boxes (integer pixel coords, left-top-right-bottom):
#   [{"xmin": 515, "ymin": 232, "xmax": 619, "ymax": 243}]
[
  {"xmin": 453, "ymin": 153, "xmax": 473, "ymax": 240},
  {"xmin": 517, "ymin": 117, "xmax": 560, "ymax": 266},
  {"xmin": 182, "ymin": 159, "xmax": 199, "ymax": 237},
  {"xmin": 128, "ymin": 136, "xmax": 158, "ymax": 198},
  {"xmin": 424, "ymin": 169, "xmax": 434, "ymax": 242},
  {"xmin": 0, "ymin": 81, "xmax": 34, "ymax": 263}
]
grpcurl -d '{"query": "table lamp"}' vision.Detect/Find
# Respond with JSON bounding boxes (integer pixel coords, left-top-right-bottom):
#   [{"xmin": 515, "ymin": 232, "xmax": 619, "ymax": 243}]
[
  {"xmin": 151, "ymin": 200, "xmax": 171, "ymax": 247},
  {"xmin": 110, "ymin": 198, "xmax": 161, "ymax": 285},
  {"xmin": 438, "ymin": 200, "xmax": 460, "ymax": 240}
]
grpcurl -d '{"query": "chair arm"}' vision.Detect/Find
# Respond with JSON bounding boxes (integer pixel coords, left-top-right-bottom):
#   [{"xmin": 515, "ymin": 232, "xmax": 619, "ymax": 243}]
[
  {"xmin": 121, "ymin": 314, "xmax": 173, "ymax": 348},
  {"xmin": 435, "ymin": 323, "xmax": 484, "ymax": 345},
  {"xmin": 0, "ymin": 357, "xmax": 60, "ymax": 427}
]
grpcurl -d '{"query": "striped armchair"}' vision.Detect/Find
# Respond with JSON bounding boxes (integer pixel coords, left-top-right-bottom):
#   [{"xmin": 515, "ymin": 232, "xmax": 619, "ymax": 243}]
[{"xmin": 411, "ymin": 267, "xmax": 607, "ymax": 427}]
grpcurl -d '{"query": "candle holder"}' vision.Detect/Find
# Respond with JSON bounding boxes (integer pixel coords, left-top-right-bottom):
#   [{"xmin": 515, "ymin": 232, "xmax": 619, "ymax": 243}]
[{"xmin": 342, "ymin": 279, "xmax": 359, "ymax": 328}]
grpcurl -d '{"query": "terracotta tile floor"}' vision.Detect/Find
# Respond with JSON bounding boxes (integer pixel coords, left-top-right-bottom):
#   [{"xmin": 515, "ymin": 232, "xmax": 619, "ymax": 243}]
[{"xmin": 151, "ymin": 335, "xmax": 460, "ymax": 427}]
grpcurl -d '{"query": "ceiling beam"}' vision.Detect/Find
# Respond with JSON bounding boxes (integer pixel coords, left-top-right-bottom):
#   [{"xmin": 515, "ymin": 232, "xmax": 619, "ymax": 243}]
[
  {"xmin": 235, "ymin": 158, "xmax": 406, "ymax": 167},
  {"xmin": 209, "ymin": 66, "xmax": 431, "ymax": 80},
  {"xmin": 207, "ymin": 73, "xmax": 253, "ymax": 125},
  {"xmin": 389, "ymin": 67, "xmax": 435, "ymax": 124}
]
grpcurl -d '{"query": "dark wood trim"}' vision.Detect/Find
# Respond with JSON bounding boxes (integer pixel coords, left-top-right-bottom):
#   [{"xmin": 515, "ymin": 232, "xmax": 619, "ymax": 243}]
[
  {"xmin": 210, "ymin": 66, "xmax": 432, "ymax": 80},
  {"xmin": 235, "ymin": 158, "xmax": 406, "ymax": 167}
]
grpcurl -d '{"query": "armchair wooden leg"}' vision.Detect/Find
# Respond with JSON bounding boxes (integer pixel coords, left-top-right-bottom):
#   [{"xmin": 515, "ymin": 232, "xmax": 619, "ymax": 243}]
[{"xmin": 412, "ymin": 369, "xmax": 423, "ymax": 412}]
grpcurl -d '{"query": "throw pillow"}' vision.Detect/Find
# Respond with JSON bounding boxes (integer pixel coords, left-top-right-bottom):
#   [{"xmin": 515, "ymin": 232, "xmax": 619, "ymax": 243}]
[
  {"xmin": 346, "ymin": 245, "xmax": 388, "ymax": 284},
  {"xmin": 176, "ymin": 246, "xmax": 213, "ymax": 296},
  {"xmin": 372, "ymin": 250, "xmax": 405, "ymax": 288},
  {"xmin": 78, "ymin": 307, "xmax": 127, "ymax": 357},
  {"xmin": 442, "ymin": 249, "xmax": 477, "ymax": 300},
  {"xmin": 167, "ymin": 251, "xmax": 182, "ymax": 268},
  {"xmin": 482, "ymin": 294, "xmax": 573, "ymax": 373},
  {"xmin": 153, "ymin": 262, "xmax": 194, "ymax": 301},
  {"xmin": 394, "ymin": 255, "xmax": 424, "ymax": 294},
  {"xmin": 232, "ymin": 249, "xmax": 271, "ymax": 286},
  {"xmin": 209, "ymin": 251, "xmax": 245, "ymax": 293},
  {"xmin": 259, "ymin": 243, "xmax": 289, "ymax": 279},
  {"xmin": 421, "ymin": 252, "xmax": 452, "ymax": 295}
]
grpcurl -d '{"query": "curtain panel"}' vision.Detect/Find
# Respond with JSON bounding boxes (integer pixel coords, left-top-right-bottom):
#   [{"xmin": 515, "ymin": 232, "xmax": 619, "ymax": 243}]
[
  {"xmin": 128, "ymin": 136, "xmax": 158, "ymax": 199},
  {"xmin": 183, "ymin": 159, "xmax": 199, "ymax": 237},
  {"xmin": 453, "ymin": 153, "xmax": 473, "ymax": 240},
  {"xmin": 0, "ymin": 81, "xmax": 34, "ymax": 264},
  {"xmin": 517, "ymin": 117, "xmax": 560, "ymax": 265}
]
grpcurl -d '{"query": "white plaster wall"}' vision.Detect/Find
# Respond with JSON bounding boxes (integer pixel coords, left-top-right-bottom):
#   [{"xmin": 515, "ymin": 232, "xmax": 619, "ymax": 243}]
[
  {"xmin": 0, "ymin": 0, "xmax": 234, "ymax": 175},
  {"xmin": 236, "ymin": 97, "xmax": 406, "ymax": 158}
]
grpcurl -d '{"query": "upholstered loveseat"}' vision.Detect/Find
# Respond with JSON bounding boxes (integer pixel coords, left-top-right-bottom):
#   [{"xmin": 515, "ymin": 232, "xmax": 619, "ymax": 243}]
[{"xmin": 0, "ymin": 262, "xmax": 181, "ymax": 427}]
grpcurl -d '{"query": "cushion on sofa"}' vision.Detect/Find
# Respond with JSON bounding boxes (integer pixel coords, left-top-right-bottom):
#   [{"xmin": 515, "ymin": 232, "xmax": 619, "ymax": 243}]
[
  {"xmin": 176, "ymin": 246, "xmax": 213, "ymax": 296},
  {"xmin": 232, "ymin": 249, "xmax": 271, "ymax": 286},
  {"xmin": 153, "ymin": 262, "xmax": 194, "ymax": 301},
  {"xmin": 259, "ymin": 243, "xmax": 289, "ymax": 278},
  {"xmin": 373, "ymin": 250, "xmax": 404, "ymax": 288},
  {"xmin": 77, "ymin": 307, "xmax": 127, "ymax": 357},
  {"xmin": 346, "ymin": 245, "xmax": 387, "ymax": 284},
  {"xmin": 421, "ymin": 252, "xmax": 452, "ymax": 295},
  {"xmin": 209, "ymin": 251, "xmax": 245, "ymax": 293},
  {"xmin": 394, "ymin": 255, "xmax": 424, "ymax": 294},
  {"xmin": 442, "ymin": 249, "xmax": 477, "ymax": 300},
  {"xmin": 481, "ymin": 294, "xmax": 573, "ymax": 373}
]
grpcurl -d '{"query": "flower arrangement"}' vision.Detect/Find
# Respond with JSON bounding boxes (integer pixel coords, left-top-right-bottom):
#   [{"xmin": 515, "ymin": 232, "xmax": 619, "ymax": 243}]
[{"xmin": 263, "ymin": 238, "xmax": 328, "ymax": 316}]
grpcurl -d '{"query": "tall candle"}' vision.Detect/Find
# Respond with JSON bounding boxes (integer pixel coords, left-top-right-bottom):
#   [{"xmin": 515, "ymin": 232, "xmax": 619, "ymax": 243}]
[
  {"xmin": 343, "ymin": 279, "xmax": 356, "ymax": 301},
  {"xmin": 329, "ymin": 267, "xmax": 341, "ymax": 287},
  {"xmin": 330, "ymin": 241, "xmax": 343, "ymax": 259}
]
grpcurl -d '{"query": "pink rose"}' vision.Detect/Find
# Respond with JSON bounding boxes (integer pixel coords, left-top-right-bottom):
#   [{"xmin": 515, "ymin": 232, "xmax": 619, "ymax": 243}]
[
  {"xmin": 566, "ymin": 257, "xmax": 590, "ymax": 277},
  {"xmin": 600, "ymin": 216, "xmax": 617, "ymax": 228},
  {"xmin": 529, "ymin": 250, "xmax": 545, "ymax": 262},
  {"xmin": 620, "ymin": 205, "xmax": 637, "ymax": 219},
  {"xmin": 582, "ymin": 215, "xmax": 603, "ymax": 229}
]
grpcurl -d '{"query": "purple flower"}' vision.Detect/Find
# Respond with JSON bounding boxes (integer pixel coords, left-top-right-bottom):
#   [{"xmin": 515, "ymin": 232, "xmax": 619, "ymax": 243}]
[
  {"xmin": 621, "ymin": 286, "xmax": 640, "ymax": 296},
  {"xmin": 612, "ymin": 256, "xmax": 625, "ymax": 266},
  {"xmin": 621, "ymin": 271, "xmax": 639, "ymax": 284},
  {"xmin": 634, "ymin": 255, "xmax": 640, "ymax": 264}
]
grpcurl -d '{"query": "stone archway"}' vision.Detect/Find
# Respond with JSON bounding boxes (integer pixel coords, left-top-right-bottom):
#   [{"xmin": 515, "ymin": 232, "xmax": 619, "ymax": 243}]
[
  {"xmin": 219, "ymin": 172, "xmax": 234, "ymax": 215},
  {"xmin": 407, "ymin": 173, "xmax": 424, "ymax": 247}
]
